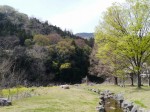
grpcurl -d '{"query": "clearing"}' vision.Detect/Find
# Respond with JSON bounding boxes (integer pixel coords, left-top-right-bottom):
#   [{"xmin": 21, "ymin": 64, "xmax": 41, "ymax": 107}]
[{"xmin": 0, "ymin": 84, "xmax": 150, "ymax": 112}]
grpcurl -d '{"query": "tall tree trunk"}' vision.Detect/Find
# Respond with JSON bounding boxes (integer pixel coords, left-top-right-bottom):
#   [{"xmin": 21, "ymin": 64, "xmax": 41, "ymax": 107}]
[
  {"xmin": 137, "ymin": 71, "xmax": 141, "ymax": 88},
  {"xmin": 130, "ymin": 73, "xmax": 134, "ymax": 86},
  {"xmin": 114, "ymin": 77, "xmax": 118, "ymax": 85},
  {"xmin": 148, "ymin": 75, "xmax": 150, "ymax": 87},
  {"xmin": 122, "ymin": 78, "xmax": 125, "ymax": 87}
]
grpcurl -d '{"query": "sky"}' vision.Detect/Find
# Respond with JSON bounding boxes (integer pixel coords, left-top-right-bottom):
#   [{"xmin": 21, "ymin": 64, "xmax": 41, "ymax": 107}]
[{"xmin": 0, "ymin": 0, "xmax": 125, "ymax": 34}]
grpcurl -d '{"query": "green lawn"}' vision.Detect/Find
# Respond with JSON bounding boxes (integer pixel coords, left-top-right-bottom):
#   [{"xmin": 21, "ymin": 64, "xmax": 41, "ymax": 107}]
[
  {"xmin": 0, "ymin": 84, "xmax": 150, "ymax": 112},
  {"xmin": 0, "ymin": 86, "xmax": 99, "ymax": 112}
]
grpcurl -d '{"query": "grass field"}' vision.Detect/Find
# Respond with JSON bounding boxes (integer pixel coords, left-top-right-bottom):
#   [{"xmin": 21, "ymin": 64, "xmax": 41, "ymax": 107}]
[
  {"xmin": 0, "ymin": 84, "xmax": 150, "ymax": 112},
  {"xmin": 0, "ymin": 86, "xmax": 99, "ymax": 112}
]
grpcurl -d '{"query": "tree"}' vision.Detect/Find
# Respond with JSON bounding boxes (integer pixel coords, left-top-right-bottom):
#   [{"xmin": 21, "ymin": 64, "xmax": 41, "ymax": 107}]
[
  {"xmin": 55, "ymin": 39, "xmax": 75, "ymax": 61},
  {"xmin": 25, "ymin": 39, "xmax": 34, "ymax": 47},
  {"xmin": 141, "ymin": 63, "xmax": 150, "ymax": 86},
  {"xmin": 95, "ymin": 0, "xmax": 150, "ymax": 88},
  {"xmin": 46, "ymin": 33, "xmax": 62, "ymax": 45},
  {"xmin": 88, "ymin": 44, "xmax": 111, "ymax": 78},
  {"xmin": 33, "ymin": 34, "xmax": 50, "ymax": 46},
  {"xmin": 0, "ymin": 5, "xmax": 92, "ymax": 85}
]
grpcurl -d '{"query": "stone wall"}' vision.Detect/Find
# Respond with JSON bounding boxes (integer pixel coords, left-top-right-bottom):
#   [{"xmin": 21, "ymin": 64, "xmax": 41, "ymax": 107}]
[{"xmin": 87, "ymin": 88, "xmax": 150, "ymax": 112}]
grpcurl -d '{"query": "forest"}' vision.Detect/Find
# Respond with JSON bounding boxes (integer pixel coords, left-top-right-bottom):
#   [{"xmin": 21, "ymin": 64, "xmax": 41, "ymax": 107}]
[
  {"xmin": 0, "ymin": 5, "xmax": 95, "ymax": 87},
  {"xmin": 1, "ymin": 0, "xmax": 150, "ymax": 88}
]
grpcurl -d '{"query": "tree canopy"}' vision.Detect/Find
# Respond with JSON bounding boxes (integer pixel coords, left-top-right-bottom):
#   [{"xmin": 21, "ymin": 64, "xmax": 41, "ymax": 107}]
[
  {"xmin": 95, "ymin": 0, "xmax": 150, "ymax": 88},
  {"xmin": 0, "ymin": 5, "xmax": 92, "ymax": 87}
]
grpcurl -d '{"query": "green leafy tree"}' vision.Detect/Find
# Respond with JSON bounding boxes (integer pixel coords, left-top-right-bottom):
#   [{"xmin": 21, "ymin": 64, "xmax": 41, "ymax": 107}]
[
  {"xmin": 96, "ymin": 0, "xmax": 150, "ymax": 88},
  {"xmin": 60, "ymin": 63, "xmax": 71, "ymax": 70},
  {"xmin": 25, "ymin": 39, "xmax": 34, "ymax": 47},
  {"xmin": 55, "ymin": 39, "xmax": 75, "ymax": 61}
]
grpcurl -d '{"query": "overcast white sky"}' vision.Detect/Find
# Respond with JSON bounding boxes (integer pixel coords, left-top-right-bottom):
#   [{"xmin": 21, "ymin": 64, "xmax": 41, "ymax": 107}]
[{"xmin": 0, "ymin": 0, "xmax": 125, "ymax": 33}]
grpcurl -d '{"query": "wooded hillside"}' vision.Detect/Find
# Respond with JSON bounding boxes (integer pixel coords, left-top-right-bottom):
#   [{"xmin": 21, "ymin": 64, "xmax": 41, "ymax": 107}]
[{"xmin": 0, "ymin": 5, "xmax": 92, "ymax": 87}]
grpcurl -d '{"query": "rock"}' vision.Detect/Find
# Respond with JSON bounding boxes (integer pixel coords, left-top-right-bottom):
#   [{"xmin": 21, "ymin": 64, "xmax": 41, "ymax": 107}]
[
  {"xmin": 0, "ymin": 98, "xmax": 12, "ymax": 106},
  {"xmin": 109, "ymin": 95, "xmax": 113, "ymax": 98},
  {"xmin": 60, "ymin": 85, "xmax": 70, "ymax": 89},
  {"xmin": 99, "ymin": 96, "xmax": 105, "ymax": 102},
  {"xmin": 128, "ymin": 104, "xmax": 134, "ymax": 111},
  {"xmin": 88, "ymin": 83, "xmax": 95, "ymax": 86},
  {"xmin": 116, "ymin": 94, "xmax": 124, "ymax": 101},
  {"xmin": 95, "ymin": 89, "xmax": 100, "ymax": 94},
  {"xmin": 100, "ymin": 92, "xmax": 104, "ymax": 96},
  {"xmin": 96, "ymin": 105, "xmax": 105, "ymax": 112},
  {"xmin": 121, "ymin": 100, "xmax": 130, "ymax": 108},
  {"xmin": 47, "ymin": 83, "xmax": 54, "ymax": 87},
  {"xmin": 92, "ymin": 89, "xmax": 97, "ymax": 92},
  {"xmin": 97, "ymin": 90, "xmax": 149, "ymax": 112},
  {"xmin": 99, "ymin": 99, "xmax": 105, "ymax": 106},
  {"xmin": 105, "ymin": 90, "xmax": 110, "ymax": 93},
  {"xmin": 74, "ymin": 84, "xmax": 80, "ymax": 86},
  {"xmin": 110, "ymin": 106, "xmax": 116, "ymax": 110},
  {"xmin": 104, "ymin": 95, "xmax": 108, "ymax": 99},
  {"xmin": 131, "ymin": 105, "xmax": 139, "ymax": 112},
  {"xmin": 99, "ymin": 96, "xmax": 104, "ymax": 99}
]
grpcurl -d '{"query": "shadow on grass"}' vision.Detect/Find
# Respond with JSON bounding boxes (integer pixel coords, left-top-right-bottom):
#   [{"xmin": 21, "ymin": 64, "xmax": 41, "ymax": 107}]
[{"xmin": 131, "ymin": 86, "xmax": 150, "ymax": 92}]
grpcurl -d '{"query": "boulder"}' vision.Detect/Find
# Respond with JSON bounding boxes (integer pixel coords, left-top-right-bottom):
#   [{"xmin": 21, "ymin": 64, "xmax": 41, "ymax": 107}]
[
  {"xmin": 92, "ymin": 89, "xmax": 97, "ymax": 92},
  {"xmin": 131, "ymin": 105, "xmax": 139, "ymax": 112},
  {"xmin": 60, "ymin": 85, "xmax": 70, "ymax": 89},
  {"xmin": 116, "ymin": 94, "xmax": 124, "ymax": 101},
  {"xmin": 0, "ymin": 98, "xmax": 12, "ymax": 106},
  {"xmin": 74, "ymin": 84, "xmax": 80, "ymax": 87}
]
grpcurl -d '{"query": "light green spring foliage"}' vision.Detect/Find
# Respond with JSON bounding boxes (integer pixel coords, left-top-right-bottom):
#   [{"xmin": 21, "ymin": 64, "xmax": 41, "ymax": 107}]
[
  {"xmin": 55, "ymin": 39, "xmax": 75, "ymax": 59},
  {"xmin": 25, "ymin": 39, "xmax": 34, "ymax": 47},
  {"xmin": 1, "ymin": 87, "xmax": 29, "ymax": 96},
  {"xmin": 33, "ymin": 34, "xmax": 50, "ymax": 46},
  {"xmin": 60, "ymin": 63, "xmax": 71, "ymax": 69},
  {"xmin": 95, "ymin": 0, "xmax": 150, "ymax": 77}
]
